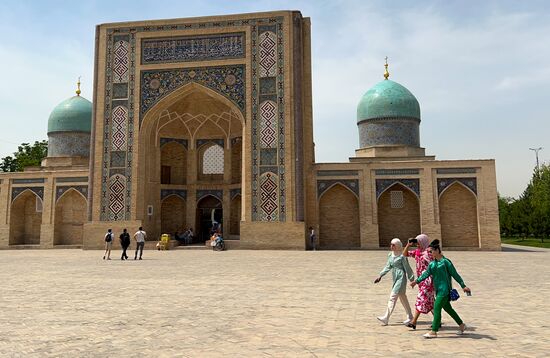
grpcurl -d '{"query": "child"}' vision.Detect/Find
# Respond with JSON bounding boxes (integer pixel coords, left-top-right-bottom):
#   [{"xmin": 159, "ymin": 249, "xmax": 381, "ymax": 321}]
[{"xmin": 374, "ymin": 238, "xmax": 415, "ymax": 325}]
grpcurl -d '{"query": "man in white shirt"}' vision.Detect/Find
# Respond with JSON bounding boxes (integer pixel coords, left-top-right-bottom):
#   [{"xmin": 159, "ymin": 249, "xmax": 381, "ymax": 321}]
[{"xmin": 133, "ymin": 226, "xmax": 147, "ymax": 260}]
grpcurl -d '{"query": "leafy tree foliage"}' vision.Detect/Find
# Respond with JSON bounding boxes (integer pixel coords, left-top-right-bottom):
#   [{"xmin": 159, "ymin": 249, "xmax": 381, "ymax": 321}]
[
  {"xmin": 499, "ymin": 164, "xmax": 550, "ymax": 242},
  {"xmin": 0, "ymin": 140, "xmax": 48, "ymax": 172}
]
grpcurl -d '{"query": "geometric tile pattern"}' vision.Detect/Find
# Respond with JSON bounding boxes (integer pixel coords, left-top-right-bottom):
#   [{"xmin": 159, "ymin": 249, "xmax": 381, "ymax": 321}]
[
  {"xmin": 108, "ymin": 174, "xmax": 126, "ymax": 221},
  {"xmin": 437, "ymin": 177, "xmax": 477, "ymax": 196},
  {"xmin": 55, "ymin": 185, "xmax": 88, "ymax": 202},
  {"xmin": 259, "ymin": 31, "xmax": 277, "ymax": 77},
  {"xmin": 113, "ymin": 40, "xmax": 130, "ymax": 83},
  {"xmin": 375, "ymin": 169, "xmax": 420, "ymax": 176},
  {"xmin": 11, "ymin": 187, "xmax": 44, "ymax": 202},
  {"xmin": 202, "ymin": 144, "xmax": 224, "ymax": 174},
  {"xmin": 230, "ymin": 188, "xmax": 241, "ymax": 200},
  {"xmin": 317, "ymin": 170, "xmax": 359, "ymax": 177},
  {"xmin": 160, "ymin": 138, "xmax": 188, "ymax": 149},
  {"xmin": 358, "ymin": 118, "xmax": 420, "ymax": 148},
  {"xmin": 260, "ymin": 172, "xmax": 278, "ymax": 221},
  {"xmin": 376, "ymin": 179, "xmax": 420, "ymax": 199},
  {"xmin": 390, "ymin": 191, "xmax": 404, "ymax": 209},
  {"xmin": 142, "ymin": 33, "xmax": 245, "ymax": 64},
  {"xmin": 12, "ymin": 178, "xmax": 45, "ymax": 184},
  {"xmin": 260, "ymin": 100, "xmax": 277, "ymax": 148},
  {"xmin": 317, "ymin": 180, "xmax": 359, "ymax": 199},
  {"xmin": 111, "ymin": 106, "xmax": 128, "ymax": 151}
]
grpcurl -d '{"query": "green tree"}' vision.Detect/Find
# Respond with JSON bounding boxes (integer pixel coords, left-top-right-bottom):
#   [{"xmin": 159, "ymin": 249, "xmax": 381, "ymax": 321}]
[
  {"xmin": 0, "ymin": 140, "xmax": 48, "ymax": 172},
  {"xmin": 529, "ymin": 164, "xmax": 550, "ymax": 242}
]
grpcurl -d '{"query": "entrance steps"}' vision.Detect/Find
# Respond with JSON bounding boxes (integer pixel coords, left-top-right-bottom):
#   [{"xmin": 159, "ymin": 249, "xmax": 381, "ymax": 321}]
[{"xmin": 174, "ymin": 244, "xmax": 208, "ymax": 250}]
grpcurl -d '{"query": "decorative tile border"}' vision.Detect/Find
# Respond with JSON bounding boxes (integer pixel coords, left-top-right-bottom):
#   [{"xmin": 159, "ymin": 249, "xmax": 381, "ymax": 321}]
[
  {"xmin": 317, "ymin": 170, "xmax": 359, "ymax": 177},
  {"xmin": 56, "ymin": 177, "xmax": 89, "ymax": 183},
  {"xmin": 56, "ymin": 185, "xmax": 88, "ymax": 202},
  {"xmin": 376, "ymin": 179, "xmax": 420, "ymax": 199},
  {"xmin": 11, "ymin": 186, "xmax": 44, "ymax": 202},
  {"xmin": 12, "ymin": 178, "xmax": 45, "ymax": 184},
  {"xmin": 375, "ymin": 169, "xmax": 419, "ymax": 176},
  {"xmin": 141, "ymin": 32, "xmax": 245, "ymax": 64},
  {"xmin": 436, "ymin": 168, "xmax": 477, "ymax": 174},
  {"xmin": 161, "ymin": 189, "xmax": 187, "ymax": 201},
  {"xmin": 160, "ymin": 138, "xmax": 188, "ymax": 149},
  {"xmin": 437, "ymin": 178, "xmax": 477, "ymax": 196},
  {"xmin": 197, "ymin": 189, "xmax": 223, "ymax": 202},
  {"xmin": 317, "ymin": 179, "xmax": 359, "ymax": 198}
]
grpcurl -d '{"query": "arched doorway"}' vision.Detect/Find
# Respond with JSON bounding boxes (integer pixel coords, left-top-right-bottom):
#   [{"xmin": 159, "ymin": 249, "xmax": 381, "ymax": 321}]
[
  {"xmin": 229, "ymin": 195, "xmax": 241, "ymax": 237},
  {"xmin": 54, "ymin": 189, "xmax": 87, "ymax": 245},
  {"xmin": 9, "ymin": 190, "xmax": 42, "ymax": 245},
  {"xmin": 161, "ymin": 195, "xmax": 187, "ymax": 236},
  {"xmin": 377, "ymin": 183, "xmax": 421, "ymax": 248},
  {"xmin": 138, "ymin": 83, "xmax": 244, "ymax": 240},
  {"xmin": 196, "ymin": 195, "xmax": 222, "ymax": 243},
  {"xmin": 439, "ymin": 183, "xmax": 479, "ymax": 248},
  {"xmin": 319, "ymin": 184, "xmax": 360, "ymax": 249}
]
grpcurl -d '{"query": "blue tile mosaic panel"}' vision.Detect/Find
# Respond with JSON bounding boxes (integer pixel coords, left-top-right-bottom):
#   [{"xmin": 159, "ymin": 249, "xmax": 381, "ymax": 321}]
[
  {"xmin": 11, "ymin": 187, "xmax": 44, "ymax": 202},
  {"xmin": 317, "ymin": 180, "xmax": 359, "ymax": 198},
  {"xmin": 376, "ymin": 179, "xmax": 420, "ymax": 199},
  {"xmin": 161, "ymin": 189, "xmax": 187, "ymax": 201},
  {"xmin": 197, "ymin": 189, "xmax": 223, "ymax": 202},
  {"xmin": 142, "ymin": 33, "xmax": 245, "ymax": 64},
  {"xmin": 56, "ymin": 185, "xmax": 88, "ymax": 202},
  {"xmin": 141, "ymin": 66, "xmax": 245, "ymax": 121},
  {"xmin": 437, "ymin": 178, "xmax": 477, "ymax": 196}
]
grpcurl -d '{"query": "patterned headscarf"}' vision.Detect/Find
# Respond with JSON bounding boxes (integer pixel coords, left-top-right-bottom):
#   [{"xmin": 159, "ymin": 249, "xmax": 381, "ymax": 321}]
[
  {"xmin": 390, "ymin": 238, "xmax": 403, "ymax": 257},
  {"xmin": 415, "ymin": 234, "xmax": 432, "ymax": 262}
]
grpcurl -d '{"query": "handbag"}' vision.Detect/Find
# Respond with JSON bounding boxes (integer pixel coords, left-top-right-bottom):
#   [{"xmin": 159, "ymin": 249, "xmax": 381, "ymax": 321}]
[{"xmin": 443, "ymin": 260, "xmax": 460, "ymax": 301}]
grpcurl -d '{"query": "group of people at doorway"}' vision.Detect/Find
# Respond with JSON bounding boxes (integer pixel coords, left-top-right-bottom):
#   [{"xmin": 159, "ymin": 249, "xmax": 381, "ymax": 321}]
[
  {"xmin": 103, "ymin": 227, "xmax": 147, "ymax": 260},
  {"xmin": 174, "ymin": 228, "xmax": 195, "ymax": 246},
  {"xmin": 374, "ymin": 234, "xmax": 472, "ymax": 339}
]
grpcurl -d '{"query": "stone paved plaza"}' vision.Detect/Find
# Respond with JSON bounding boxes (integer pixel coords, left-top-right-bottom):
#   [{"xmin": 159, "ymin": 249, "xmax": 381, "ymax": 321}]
[{"xmin": 0, "ymin": 247, "xmax": 548, "ymax": 357}]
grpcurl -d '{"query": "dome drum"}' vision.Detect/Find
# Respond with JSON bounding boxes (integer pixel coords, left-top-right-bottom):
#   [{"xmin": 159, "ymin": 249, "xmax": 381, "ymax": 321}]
[
  {"xmin": 47, "ymin": 132, "xmax": 91, "ymax": 158},
  {"xmin": 358, "ymin": 117, "xmax": 420, "ymax": 148}
]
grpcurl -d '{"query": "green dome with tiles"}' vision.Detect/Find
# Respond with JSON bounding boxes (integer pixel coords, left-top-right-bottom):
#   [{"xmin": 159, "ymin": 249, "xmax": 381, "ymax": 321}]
[
  {"xmin": 47, "ymin": 94, "xmax": 92, "ymax": 133},
  {"xmin": 357, "ymin": 79, "xmax": 420, "ymax": 123}
]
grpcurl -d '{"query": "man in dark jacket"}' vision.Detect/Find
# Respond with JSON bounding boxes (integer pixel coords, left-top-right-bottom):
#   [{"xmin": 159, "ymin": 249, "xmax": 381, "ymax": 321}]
[{"xmin": 120, "ymin": 228, "xmax": 131, "ymax": 260}]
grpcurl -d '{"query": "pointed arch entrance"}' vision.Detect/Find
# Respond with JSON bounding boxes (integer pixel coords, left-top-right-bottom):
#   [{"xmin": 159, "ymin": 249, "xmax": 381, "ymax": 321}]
[
  {"xmin": 196, "ymin": 195, "xmax": 222, "ymax": 243},
  {"xmin": 377, "ymin": 183, "xmax": 421, "ymax": 248},
  {"xmin": 138, "ymin": 82, "xmax": 244, "ymax": 240},
  {"xmin": 439, "ymin": 183, "xmax": 479, "ymax": 248},
  {"xmin": 54, "ymin": 189, "xmax": 87, "ymax": 245},
  {"xmin": 9, "ymin": 190, "xmax": 42, "ymax": 245},
  {"xmin": 319, "ymin": 184, "xmax": 360, "ymax": 249}
]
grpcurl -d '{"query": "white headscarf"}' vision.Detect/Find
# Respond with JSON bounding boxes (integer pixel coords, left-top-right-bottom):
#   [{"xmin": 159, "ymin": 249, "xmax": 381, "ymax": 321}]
[{"xmin": 390, "ymin": 238, "xmax": 403, "ymax": 257}]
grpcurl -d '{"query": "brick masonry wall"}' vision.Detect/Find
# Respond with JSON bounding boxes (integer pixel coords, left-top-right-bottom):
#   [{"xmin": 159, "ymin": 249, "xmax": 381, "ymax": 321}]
[
  {"xmin": 377, "ymin": 186, "xmax": 420, "ymax": 248},
  {"xmin": 160, "ymin": 196, "xmax": 187, "ymax": 235},
  {"xmin": 440, "ymin": 184, "xmax": 479, "ymax": 247},
  {"xmin": 319, "ymin": 185, "xmax": 360, "ymax": 249},
  {"xmin": 54, "ymin": 190, "xmax": 87, "ymax": 245}
]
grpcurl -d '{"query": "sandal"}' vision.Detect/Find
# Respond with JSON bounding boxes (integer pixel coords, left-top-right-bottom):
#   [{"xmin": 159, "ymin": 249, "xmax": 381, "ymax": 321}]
[{"xmin": 407, "ymin": 322, "xmax": 416, "ymax": 330}]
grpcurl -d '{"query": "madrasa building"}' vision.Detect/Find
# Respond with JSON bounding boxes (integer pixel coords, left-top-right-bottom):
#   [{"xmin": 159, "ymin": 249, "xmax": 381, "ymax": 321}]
[{"xmin": 0, "ymin": 11, "xmax": 501, "ymax": 250}]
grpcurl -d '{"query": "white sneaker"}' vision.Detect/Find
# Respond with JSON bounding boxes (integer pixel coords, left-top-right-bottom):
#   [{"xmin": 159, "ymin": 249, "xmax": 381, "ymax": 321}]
[
  {"xmin": 403, "ymin": 318, "xmax": 412, "ymax": 325},
  {"xmin": 423, "ymin": 332, "xmax": 437, "ymax": 339},
  {"xmin": 377, "ymin": 316, "xmax": 388, "ymax": 326}
]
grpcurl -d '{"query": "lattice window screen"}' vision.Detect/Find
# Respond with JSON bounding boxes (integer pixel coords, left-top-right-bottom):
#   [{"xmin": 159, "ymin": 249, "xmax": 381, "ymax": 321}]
[
  {"xmin": 202, "ymin": 145, "xmax": 224, "ymax": 174},
  {"xmin": 390, "ymin": 191, "xmax": 404, "ymax": 209}
]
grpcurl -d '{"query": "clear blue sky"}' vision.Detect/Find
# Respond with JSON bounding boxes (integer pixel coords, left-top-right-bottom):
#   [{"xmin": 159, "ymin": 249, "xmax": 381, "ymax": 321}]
[{"xmin": 0, "ymin": 0, "xmax": 548, "ymax": 198}]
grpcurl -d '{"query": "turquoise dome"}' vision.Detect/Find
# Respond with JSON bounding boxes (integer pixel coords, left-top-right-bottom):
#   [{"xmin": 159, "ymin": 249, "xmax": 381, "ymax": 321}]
[
  {"xmin": 47, "ymin": 95, "xmax": 92, "ymax": 133},
  {"xmin": 357, "ymin": 80, "xmax": 420, "ymax": 122}
]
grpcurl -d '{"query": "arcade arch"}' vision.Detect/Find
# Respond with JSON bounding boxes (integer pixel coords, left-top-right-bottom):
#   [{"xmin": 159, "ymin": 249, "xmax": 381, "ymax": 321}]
[
  {"xmin": 377, "ymin": 183, "xmax": 421, "ymax": 248},
  {"xmin": 9, "ymin": 190, "xmax": 42, "ymax": 245},
  {"xmin": 318, "ymin": 184, "xmax": 360, "ymax": 249},
  {"xmin": 439, "ymin": 182, "xmax": 479, "ymax": 248},
  {"xmin": 54, "ymin": 189, "xmax": 87, "ymax": 246}
]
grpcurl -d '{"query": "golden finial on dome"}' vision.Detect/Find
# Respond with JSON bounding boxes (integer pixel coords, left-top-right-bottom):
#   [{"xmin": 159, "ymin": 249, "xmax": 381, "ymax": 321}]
[
  {"xmin": 384, "ymin": 56, "xmax": 390, "ymax": 80},
  {"xmin": 76, "ymin": 76, "xmax": 81, "ymax": 96}
]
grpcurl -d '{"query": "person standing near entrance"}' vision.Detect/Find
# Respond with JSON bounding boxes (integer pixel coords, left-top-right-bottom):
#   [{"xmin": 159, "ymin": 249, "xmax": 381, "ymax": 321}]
[
  {"xmin": 133, "ymin": 226, "xmax": 147, "ymax": 260},
  {"xmin": 309, "ymin": 226, "xmax": 316, "ymax": 251},
  {"xmin": 119, "ymin": 228, "xmax": 131, "ymax": 260},
  {"xmin": 103, "ymin": 229, "xmax": 113, "ymax": 260}
]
